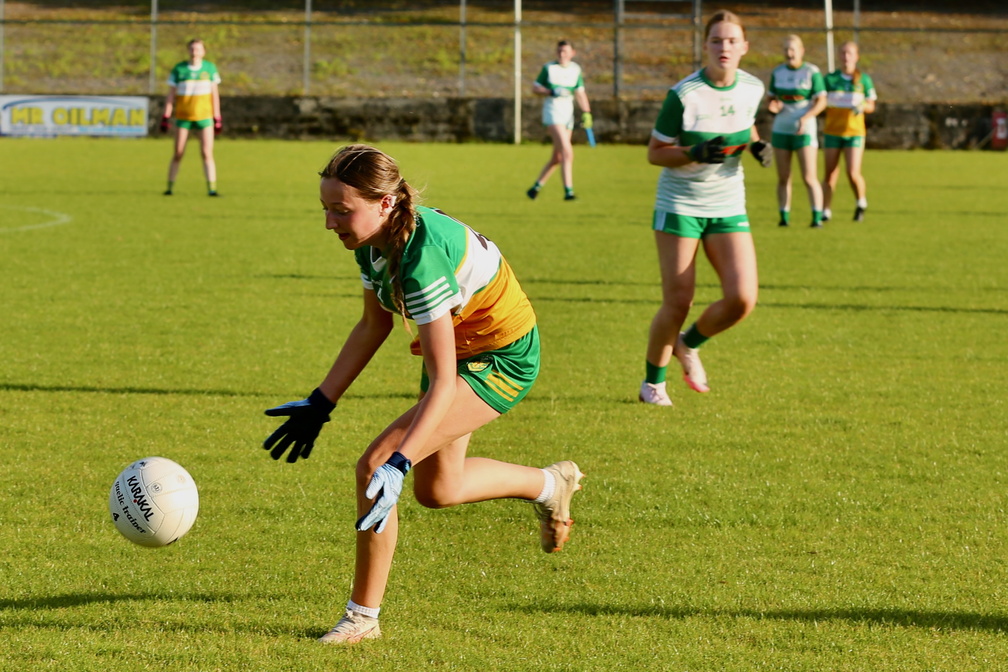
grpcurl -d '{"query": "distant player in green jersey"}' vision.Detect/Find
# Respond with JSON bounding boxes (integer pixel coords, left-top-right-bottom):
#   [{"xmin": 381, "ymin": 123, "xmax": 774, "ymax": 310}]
[
  {"xmin": 526, "ymin": 40, "xmax": 593, "ymax": 201},
  {"xmin": 640, "ymin": 10, "xmax": 771, "ymax": 407},
  {"xmin": 262, "ymin": 145, "xmax": 583, "ymax": 644},
  {"xmin": 160, "ymin": 39, "xmax": 222, "ymax": 196},
  {"xmin": 822, "ymin": 41, "xmax": 877, "ymax": 222},
  {"xmin": 766, "ymin": 35, "xmax": 827, "ymax": 228}
]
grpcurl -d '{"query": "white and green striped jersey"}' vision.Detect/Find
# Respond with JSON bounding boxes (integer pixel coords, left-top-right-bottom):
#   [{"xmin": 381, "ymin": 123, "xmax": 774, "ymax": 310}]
[
  {"xmin": 535, "ymin": 61, "xmax": 584, "ymax": 121},
  {"xmin": 651, "ymin": 69, "xmax": 764, "ymax": 218},
  {"xmin": 355, "ymin": 206, "xmax": 536, "ymax": 357},
  {"xmin": 768, "ymin": 62, "xmax": 825, "ymax": 135}
]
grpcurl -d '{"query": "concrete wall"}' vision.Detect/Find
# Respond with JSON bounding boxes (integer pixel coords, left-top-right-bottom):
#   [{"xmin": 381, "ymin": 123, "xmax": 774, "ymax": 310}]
[{"xmin": 152, "ymin": 97, "xmax": 1005, "ymax": 149}]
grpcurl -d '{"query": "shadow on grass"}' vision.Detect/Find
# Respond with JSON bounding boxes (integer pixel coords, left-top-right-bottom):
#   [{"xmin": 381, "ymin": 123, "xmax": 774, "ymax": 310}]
[
  {"xmin": 0, "ymin": 382, "xmax": 253, "ymax": 397},
  {"xmin": 0, "ymin": 591, "xmax": 326, "ymax": 639},
  {"xmin": 0, "ymin": 382, "xmax": 418, "ymax": 402},
  {"xmin": 511, "ymin": 602, "xmax": 1008, "ymax": 633}
]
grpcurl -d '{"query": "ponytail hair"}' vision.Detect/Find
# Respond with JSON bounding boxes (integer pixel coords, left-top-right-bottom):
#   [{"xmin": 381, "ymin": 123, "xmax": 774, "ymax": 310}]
[{"xmin": 319, "ymin": 144, "xmax": 420, "ymax": 318}]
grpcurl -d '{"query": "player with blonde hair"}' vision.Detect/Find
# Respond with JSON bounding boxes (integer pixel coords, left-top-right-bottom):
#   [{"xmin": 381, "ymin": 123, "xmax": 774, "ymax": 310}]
[
  {"xmin": 766, "ymin": 34, "xmax": 827, "ymax": 228},
  {"xmin": 639, "ymin": 10, "xmax": 770, "ymax": 407},
  {"xmin": 160, "ymin": 39, "xmax": 222, "ymax": 196},
  {"xmin": 822, "ymin": 41, "xmax": 877, "ymax": 222},
  {"xmin": 262, "ymin": 144, "xmax": 583, "ymax": 644}
]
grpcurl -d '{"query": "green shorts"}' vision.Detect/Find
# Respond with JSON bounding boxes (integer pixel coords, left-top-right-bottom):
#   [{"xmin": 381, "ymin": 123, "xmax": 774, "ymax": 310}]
[
  {"xmin": 652, "ymin": 210, "xmax": 750, "ymax": 239},
  {"xmin": 824, "ymin": 134, "xmax": 864, "ymax": 149},
  {"xmin": 175, "ymin": 118, "xmax": 213, "ymax": 130},
  {"xmin": 771, "ymin": 132, "xmax": 817, "ymax": 150},
  {"xmin": 420, "ymin": 326, "xmax": 540, "ymax": 415}
]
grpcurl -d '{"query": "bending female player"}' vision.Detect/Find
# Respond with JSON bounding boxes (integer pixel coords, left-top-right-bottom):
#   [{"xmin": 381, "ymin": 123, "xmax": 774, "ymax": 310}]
[
  {"xmin": 766, "ymin": 34, "xmax": 827, "ymax": 228},
  {"xmin": 262, "ymin": 144, "xmax": 583, "ymax": 644},
  {"xmin": 526, "ymin": 40, "xmax": 593, "ymax": 201},
  {"xmin": 822, "ymin": 41, "xmax": 877, "ymax": 222},
  {"xmin": 639, "ymin": 10, "xmax": 770, "ymax": 407}
]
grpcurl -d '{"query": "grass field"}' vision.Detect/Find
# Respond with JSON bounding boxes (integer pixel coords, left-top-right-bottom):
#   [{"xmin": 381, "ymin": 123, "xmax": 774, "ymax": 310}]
[{"xmin": 1, "ymin": 138, "xmax": 1007, "ymax": 671}]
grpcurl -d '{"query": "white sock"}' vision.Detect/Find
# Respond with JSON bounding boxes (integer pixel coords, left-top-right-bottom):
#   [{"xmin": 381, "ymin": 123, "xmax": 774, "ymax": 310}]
[
  {"xmin": 856, "ymin": 198, "xmax": 868, "ymax": 208},
  {"xmin": 534, "ymin": 469, "xmax": 556, "ymax": 503},
  {"xmin": 823, "ymin": 208, "xmax": 832, "ymax": 219},
  {"xmin": 347, "ymin": 599, "xmax": 380, "ymax": 619}
]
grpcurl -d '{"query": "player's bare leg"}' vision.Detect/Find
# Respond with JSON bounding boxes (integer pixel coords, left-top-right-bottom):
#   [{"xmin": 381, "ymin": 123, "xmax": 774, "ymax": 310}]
[
  {"xmin": 774, "ymin": 147, "xmax": 793, "ymax": 226},
  {"xmin": 165, "ymin": 126, "xmax": 189, "ymax": 194},
  {"xmin": 796, "ymin": 143, "xmax": 824, "ymax": 227},
  {"xmin": 844, "ymin": 145, "xmax": 867, "ymax": 220},
  {"xmin": 350, "ymin": 377, "xmax": 543, "ymax": 609},
  {"xmin": 821, "ymin": 146, "xmax": 842, "ymax": 220},
  {"xmin": 696, "ymin": 232, "xmax": 759, "ymax": 337},
  {"xmin": 646, "ymin": 231, "xmax": 700, "ymax": 372},
  {"xmin": 198, "ymin": 126, "xmax": 218, "ymax": 195}
]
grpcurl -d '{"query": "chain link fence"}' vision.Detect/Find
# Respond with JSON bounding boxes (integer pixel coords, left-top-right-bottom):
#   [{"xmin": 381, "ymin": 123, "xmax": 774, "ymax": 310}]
[{"xmin": 1, "ymin": 1, "xmax": 1006, "ymax": 104}]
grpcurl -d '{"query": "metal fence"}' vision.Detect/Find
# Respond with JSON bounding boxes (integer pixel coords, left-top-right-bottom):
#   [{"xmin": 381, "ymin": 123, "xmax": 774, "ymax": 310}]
[{"xmin": 1, "ymin": 1, "xmax": 1006, "ymax": 104}]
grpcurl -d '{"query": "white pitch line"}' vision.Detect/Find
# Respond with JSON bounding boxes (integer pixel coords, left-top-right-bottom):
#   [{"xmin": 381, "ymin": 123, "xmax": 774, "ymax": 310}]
[{"xmin": 0, "ymin": 205, "xmax": 73, "ymax": 233}]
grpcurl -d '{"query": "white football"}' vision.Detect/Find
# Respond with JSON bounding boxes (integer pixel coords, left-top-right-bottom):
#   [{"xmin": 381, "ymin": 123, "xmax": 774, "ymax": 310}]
[{"xmin": 109, "ymin": 456, "xmax": 199, "ymax": 547}]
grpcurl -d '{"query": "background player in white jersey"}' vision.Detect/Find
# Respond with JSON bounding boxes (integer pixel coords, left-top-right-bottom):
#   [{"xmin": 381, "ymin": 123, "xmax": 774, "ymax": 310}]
[
  {"xmin": 160, "ymin": 39, "xmax": 222, "ymax": 196},
  {"xmin": 766, "ymin": 35, "xmax": 827, "ymax": 228},
  {"xmin": 262, "ymin": 145, "xmax": 582, "ymax": 645},
  {"xmin": 639, "ymin": 10, "xmax": 771, "ymax": 407},
  {"xmin": 526, "ymin": 40, "xmax": 593, "ymax": 201},
  {"xmin": 822, "ymin": 41, "xmax": 877, "ymax": 222}
]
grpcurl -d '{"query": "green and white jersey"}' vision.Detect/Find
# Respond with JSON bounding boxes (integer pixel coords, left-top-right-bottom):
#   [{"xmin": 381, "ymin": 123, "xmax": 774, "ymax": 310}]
[
  {"xmin": 652, "ymin": 68, "xmax": 765, "ymax": 217},
  {"xmin": 355, "ymin": 206, "xmax": 536, "ymax": 357},
  {"xmin": 535, "ymin": 61, "xmax": 584, "ymax": 122},
  {"xmin": 768, "ymin": 62, "xmax": 825, "ymax": 136}
]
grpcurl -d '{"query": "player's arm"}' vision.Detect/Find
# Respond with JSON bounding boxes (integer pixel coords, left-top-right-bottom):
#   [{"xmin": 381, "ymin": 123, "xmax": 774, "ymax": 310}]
[
  {"xmin": 392, "ymin": 313, "xmax": 458, "ymax": 465},
  {"xmin": 574, "ymin": 88, "xmax": 590, "ymax": 114},
  {"xmin": 318, "ymin": 287, "xmax": 395, "ymax": 404},
  {"xmin": 647, "ymin": 134, "xmax": 694, "ymax": 168},
  {"xmin": 532, "ymin": 66, "xmax": 552, "ymax": 96},
  {"xmin": 163, "ymin": 86, "xmax": 176, "ymax": 120},
  {"xmin": 262, "ymin": 289, "xmax": 393, "ymax": 464},
  {"xmin": 797, "ymin": 93, "xmax": 827, "ymax": 134},
  {"xmin": 211, "ymin": 81, "xmax": 221, "ymax": 120},
  {"xmin": 766, "ymin": 92, "xmax": 783, "ymax": 115}
]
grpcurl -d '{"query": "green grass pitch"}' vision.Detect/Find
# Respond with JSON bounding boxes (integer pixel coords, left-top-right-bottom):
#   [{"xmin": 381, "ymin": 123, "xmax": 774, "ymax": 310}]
[{"xmin": 1, "ymin": 137, "xmax": 1007, "ymax": 671}]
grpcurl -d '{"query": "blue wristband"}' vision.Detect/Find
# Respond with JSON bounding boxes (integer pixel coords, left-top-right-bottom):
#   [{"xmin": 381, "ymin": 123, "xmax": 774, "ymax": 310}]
[{"xmin": 387, "ymin": 451, "xmax": 411, "ymax": 475}]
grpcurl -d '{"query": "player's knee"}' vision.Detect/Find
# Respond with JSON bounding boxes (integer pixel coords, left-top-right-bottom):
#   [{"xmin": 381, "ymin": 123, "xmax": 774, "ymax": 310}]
[
  {"xmin": 413, "ymin": 482, "xmax": 457, "ymax": 509},
  {"xmin": 723, "ymin": 292, "xmax": 757, "ymax": 322}
]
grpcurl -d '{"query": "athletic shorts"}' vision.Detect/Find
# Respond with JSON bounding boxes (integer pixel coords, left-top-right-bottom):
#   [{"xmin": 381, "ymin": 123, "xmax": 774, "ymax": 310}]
[
  {"xmin": 824, "ymin": 134, "xmax": 864, "ymax": 149},
  {"xmin": 771, "ymin": 132, "xmax": 817, "ymax": 150},
  {"xmin": 175, "ymin": 118, "xmax": 213, "ymax": 130},
  {"xmin": 652, "ymin": 210, "xmax": 750, "ymax": 239},
  {"xmin": 420, "ymin": 325, "xmax": 540, "ymax": 415},
  {"xmin": 543, "ymin": 107, "xmax": 575, "ymax": 130}
]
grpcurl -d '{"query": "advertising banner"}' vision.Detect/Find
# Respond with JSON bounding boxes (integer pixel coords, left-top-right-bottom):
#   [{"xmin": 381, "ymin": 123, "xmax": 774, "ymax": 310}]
[{"xmin": 0, "ymin": 95, "xmax": 149, "ymax": 137}]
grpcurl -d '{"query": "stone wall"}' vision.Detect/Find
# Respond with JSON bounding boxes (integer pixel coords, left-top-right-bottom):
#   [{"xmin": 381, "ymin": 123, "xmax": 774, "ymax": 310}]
[{"xmin": 152, "ymin": 97, "xmax": 1005, "ymax": 149}]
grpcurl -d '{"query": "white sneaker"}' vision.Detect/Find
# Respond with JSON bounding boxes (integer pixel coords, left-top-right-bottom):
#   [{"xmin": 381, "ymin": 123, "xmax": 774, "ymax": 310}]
[
  {"xmin": 532, "ymin": 461, "xmax": 584, "ymax": 553},
  {"xmin": 674, "ymin": 333, "xmax": 709, "ymax": 393},
  {"xmin": 318, "ymin": 610, "xmax": 381, "ymax": 644},
  {"xmin": 638, "ymin": 381, "xmax": 673, "ymax": 406}
]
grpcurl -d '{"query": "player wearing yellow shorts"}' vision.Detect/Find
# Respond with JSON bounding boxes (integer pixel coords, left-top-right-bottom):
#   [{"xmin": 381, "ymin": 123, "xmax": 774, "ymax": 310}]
[
  {"xmin": 160, "ymin": 39, "xmax": 222, "ymax": 196},
  {"xmin": 262, "ymin": 145, "xmax": 583, "ymax": 645},
  {"xmin": 822, "ymin": 41, "xmax": 877, "ymax": 222},
  {"xmin": 640, "ymin": 10, "xmax": 770, "ymax": 407}
]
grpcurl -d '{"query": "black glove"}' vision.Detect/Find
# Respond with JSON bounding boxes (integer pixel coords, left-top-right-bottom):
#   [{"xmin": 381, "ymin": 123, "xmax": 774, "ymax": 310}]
[
  {"xmin": 689, "ymin": 135, "xmax": 726, "ymax": 164},
  {"xmin": 263, "ymin": 388, "xmax": 336, "ymax": 463},
  {"xmin": 159, "ymin": 115, "xmax": 171, "ymax": 133},
  {"xmin": 749, "ymin": 140, "xmax": 772, "ymax": 167}
]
